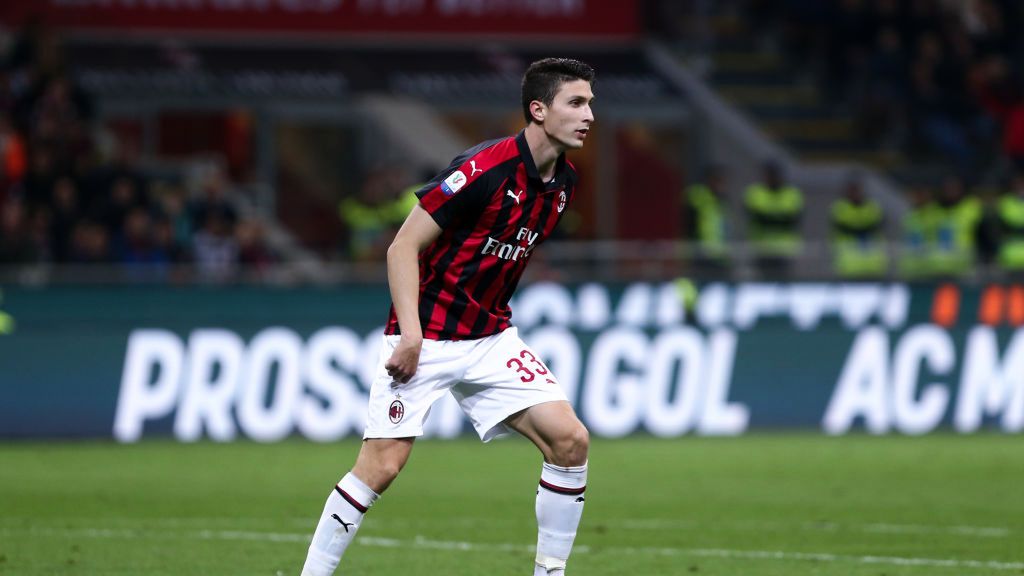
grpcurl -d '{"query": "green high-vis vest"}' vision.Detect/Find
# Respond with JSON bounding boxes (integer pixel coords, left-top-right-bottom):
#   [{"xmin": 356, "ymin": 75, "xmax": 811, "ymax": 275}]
[
  {"xmin": 686, "ymin": 184, "xmax": 726, "ymax": 258},
  {"xmin": 831, "ymin": 198, "xmax": 887, "ymax": 277},
  {"xmin": 744, "ymin": 183, "xmax": 803, "ymax": 257},
  {"xmin": 340, "ymin": 189, "xmax": 418, "ymax": 259},
  {"xmin": 930, "ymin": 197, "xmax": 982, "ymax": 277},
  {"xmin": 900, "ymin": 202, "xmax": 940, "ymax": 278},
  {"xmin": 997, "ymin": 194, "xmax": 1024, "ymax": 271}
]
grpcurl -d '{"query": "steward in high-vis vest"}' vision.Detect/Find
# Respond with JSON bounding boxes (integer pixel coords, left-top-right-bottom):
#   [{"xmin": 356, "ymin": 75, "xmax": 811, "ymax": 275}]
[
  {"xmin": 744, "ymin": 161, "xmax": 803, "ymax": 277},
  {"xmin": 830, "ymin": 175, "xmax": 887, "ymax": 278},
  {"xmin": 684, "ymin": 165, "xmax": 728, "ymax": 275},
  {"xmin": 930, "ymin": 175, "xmax": 982, "ymax": 277},
  {"xmin": 996, "ymin": 173, "xmax": 1024, "ymax": 274},
  {"xmin": 340, "ymin": 172, "xmax": 418, "ymax": 260},
  {"xmin": 900, "ymin": 185, "xmax": 940, "ymax": 278}
]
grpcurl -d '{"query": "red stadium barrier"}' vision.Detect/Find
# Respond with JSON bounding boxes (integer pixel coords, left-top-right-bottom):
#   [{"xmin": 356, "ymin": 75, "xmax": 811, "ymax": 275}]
[{"xmin": 0, "ymin": 0, "xmax": 639, "ymax": 40}]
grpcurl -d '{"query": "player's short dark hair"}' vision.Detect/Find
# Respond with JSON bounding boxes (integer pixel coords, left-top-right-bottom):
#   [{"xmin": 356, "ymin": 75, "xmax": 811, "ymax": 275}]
[{"xmin": 521, "ymin": 58, "xmax": 595, "ymax": 124}]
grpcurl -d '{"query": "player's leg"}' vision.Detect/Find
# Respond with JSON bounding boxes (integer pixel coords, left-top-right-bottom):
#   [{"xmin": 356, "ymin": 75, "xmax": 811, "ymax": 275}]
[
  {"xmin": 505, "ymin": 400, "xmax": 588, "ymax": 466},
  {"xmin": 301, "ymin": 438, "xmax": 413, "ymax": 576},
  {"xmin": 302, "ymin": 335, "xmax": 457, "ymax": 576},
  {"xmin": 505, "ymin": 401, "xmax": 589, "ymax": 576},
  {"xmin": 456, "ymin": 327, "xmax": 588, "ymax": 576},
  {"xmin": 351, "ymin": 437, "xmax": 415, "ymax": 493}
]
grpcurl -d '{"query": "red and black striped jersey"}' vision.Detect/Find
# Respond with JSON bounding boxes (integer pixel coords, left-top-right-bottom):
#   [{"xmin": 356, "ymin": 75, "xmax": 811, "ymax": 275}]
[{"xmin": 385, "ymin": 130, "xmax": 577, "ymax": 340}]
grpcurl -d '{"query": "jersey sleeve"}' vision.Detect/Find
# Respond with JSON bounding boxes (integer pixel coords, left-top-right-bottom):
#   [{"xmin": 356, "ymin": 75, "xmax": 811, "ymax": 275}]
[{"xmin": 417, "ymin": 155, "xmax": 493, "ymax": 229}]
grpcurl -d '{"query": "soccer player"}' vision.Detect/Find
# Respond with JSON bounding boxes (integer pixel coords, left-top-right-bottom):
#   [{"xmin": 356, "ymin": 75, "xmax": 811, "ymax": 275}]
[{"xmin": 300, "ymin": 58, "xmax": 595, "ymax": 576}]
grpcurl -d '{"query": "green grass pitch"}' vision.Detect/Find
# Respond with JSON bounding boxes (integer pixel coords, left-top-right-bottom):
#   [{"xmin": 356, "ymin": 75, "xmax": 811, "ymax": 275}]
[{"xmin": 1, "ymin": 434, "xmax": 1021, "ymax": 575}]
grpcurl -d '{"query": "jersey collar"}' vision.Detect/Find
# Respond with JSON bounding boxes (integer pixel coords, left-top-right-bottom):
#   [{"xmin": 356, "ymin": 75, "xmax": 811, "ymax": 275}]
[{"xmin": 516, "ymin": 129, "xmax": 566, "ymax": 189}]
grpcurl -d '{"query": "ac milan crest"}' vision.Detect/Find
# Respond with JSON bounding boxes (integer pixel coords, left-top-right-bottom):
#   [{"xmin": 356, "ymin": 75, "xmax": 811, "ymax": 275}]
[
  {"xmin": 388, "ymin": 400, "xmax": 405, "ymax": 424},
  {"xmin": 557, "ymin": 190, "xmax": 567, "ymax": 213}
]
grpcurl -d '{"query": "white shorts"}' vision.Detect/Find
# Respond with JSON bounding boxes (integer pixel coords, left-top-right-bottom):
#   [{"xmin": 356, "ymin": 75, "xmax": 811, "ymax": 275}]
[{"xmin": 364, "ymin": 327, "xmax": 568, "ymax": 442}]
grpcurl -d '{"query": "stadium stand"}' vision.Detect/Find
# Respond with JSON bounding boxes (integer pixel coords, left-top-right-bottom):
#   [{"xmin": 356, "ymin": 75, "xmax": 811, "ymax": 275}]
[{"xmin": 3, "ymin": 1, "xmax": 1024, "ymax": 282}]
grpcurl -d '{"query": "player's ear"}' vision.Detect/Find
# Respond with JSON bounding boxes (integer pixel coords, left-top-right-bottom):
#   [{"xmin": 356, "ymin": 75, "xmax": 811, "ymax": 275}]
[{"xmin": 529, "ymin": 100, "xmax": 546, "ymax": 123}]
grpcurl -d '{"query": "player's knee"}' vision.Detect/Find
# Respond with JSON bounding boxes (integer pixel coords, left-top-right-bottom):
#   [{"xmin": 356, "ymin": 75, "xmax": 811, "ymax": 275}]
[
  {"xmin": 357, "ymin": 461, "xmax": 402, "ymax": 494},
  {"xmin": 377, "ymin": 458, "xmax": 405, "ymax": 485},
  {"xmin": 354, "ymin": 454, "xmax": 406, "ymax": 493},
  {"xmin": 571, "ymin": 425, "xmax": 590, "ymax": 461},
  {"xmin": 552, "ymin": 424, "xmax": 589, "ymax": 467}
]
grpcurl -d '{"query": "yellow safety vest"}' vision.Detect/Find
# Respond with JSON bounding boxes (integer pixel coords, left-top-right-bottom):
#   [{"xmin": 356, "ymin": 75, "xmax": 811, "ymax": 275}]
[
  {"xmin": 686, "ymin": 184, "xmax": 726, "ymax": 258},
  {"xmin": 744, "ymin": 183, "xmax": 803, "ymax": 257},
  {"xmin": 831, "ymin": 198, "xmax": 887, "ymax": 277},
  {"xmin": 930, "ymin": 197, "xmax": 981, "ymax": 276},
  {"xmin": 339, "ymin": 190, "xmax": 417, "ymax": 259},
  {"xmin": 997, "ymin": 194, "xmax": 1024, "ymax": 270}
]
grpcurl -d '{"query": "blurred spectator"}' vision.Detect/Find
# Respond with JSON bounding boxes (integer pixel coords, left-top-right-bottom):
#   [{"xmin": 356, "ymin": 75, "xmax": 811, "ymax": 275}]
[
  {"xmin": 0, "ymin": 197, "xmax": 40, "ymax": 263},
  {"xmin": 906, "ymin": 32, "xmax": 983, "ymax": 174},
  {"xmin": 152, "ymin": 216, "xmax": 190, "ymax": 265},
  {"xmin": 744, "ymin": 160, "xmax": 804, "ymax": 278},
  {"xmin": 48, "ymin": 175, "xmax": 80, "ymax": 262},
  {"xmin": 974, "ymin": 182, "xmax": 1002, "ymax": 266},
  {"xmin": 726, "ymin": 0, "xmax": 1024, "ymax": 179},
  {"xmin": 930, "ymin": 175, "xmax": 983, "ymax": 277},
  {"xmin": 830, "ymin": 173, "xmax": 887, "ymax": 278},
  {"xmin": 189, "ymin": 167, "xmax": 237, "ymax": 234},
  {"xmin": 154, "ymin": 183, "xmax": 194, "ymax": 250},
  {"xmin": 682, "ymin": 164, "xmax": 729, "ymax": 277},
  {"xmin": 100, "ymin": 175, "xmax": 147, "ymax": 241},
  {"xmin": 392, "ymin": 175, "xmax": 422, "ymax": 222},
  {"xmin": 900, "ymin": 183, "xmax": 939, "ymax": 278},
  {"xmin": 995, "ymin": 171, "xmax": 1024, "ymax": 275},
  {"xmin": 115, "ymin": 207, "xmax": 161, "ymax": 267},
  {"xmin": 969, "ymin": 56, "xmax": 1015, "ymax": 120},
  {"xmin": 192, "ymin": 210, "xmax": 238, "ymax": 282},
  {"xmin": 68, "ymin": 219, "xmax": 110, "ymax": 264},
  {"xmin": 0, "ymin": 113, "xmax": 28, "ymax": 202},
  {"xmin": 859, "ymin": 26, "xmax": 909, "ymax": 146},
  {"xmin": 823, "ymin": 0, "xmax": 873, "ymax": 105},
  {"xmin": 0, "ymin": 16, "xmax": 287, "ymax": 283},
  {"xmin": 236, "ymin": 219, "xmax": 275, "ymax": 274},
  {"xmin": 6, "ymin": 17, "xmax": 64, "ymax": 85},
  {"xmin": 24, "ymin": 74, "xmax": 93, "ymax": 174},
  {"xmin": 1003, "ymin": 91, "xmax": 1024, "ymax": 170},
  {"xmin": 339, "ymin": 167, "xmax": 416, "ymax": 261},
  {"xmin": 27, "ymin": 206, "xmax": 52, "ymax": 262},
  {"xmin": 21, "ymin": 145, "xmax": 56, "ymax": 212},
  {"xmin": 961, "ymin": 0, "xmax": 1012, "ymax": 58}
]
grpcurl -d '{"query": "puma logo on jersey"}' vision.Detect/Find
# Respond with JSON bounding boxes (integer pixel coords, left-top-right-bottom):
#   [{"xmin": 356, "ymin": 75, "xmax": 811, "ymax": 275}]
[
  {"xmin": 506, "ymin": 189, "xmax": 523, "ymax": 204},
  {"xmin": 470, "ymin": 161, "xmax": 483, "ymax": 176}
]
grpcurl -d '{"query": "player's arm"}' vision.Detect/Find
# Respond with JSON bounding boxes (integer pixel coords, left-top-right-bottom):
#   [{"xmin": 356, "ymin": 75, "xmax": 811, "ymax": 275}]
[{"xmin": 385, "ymin": 204, "xmax": 442, "ymax": 383}]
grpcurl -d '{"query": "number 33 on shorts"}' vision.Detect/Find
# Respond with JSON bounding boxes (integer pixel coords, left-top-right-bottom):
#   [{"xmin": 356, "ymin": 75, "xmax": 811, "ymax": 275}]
[{"xmin": 506, "ymin": 349, "xmax": 557, "ymax": 384}]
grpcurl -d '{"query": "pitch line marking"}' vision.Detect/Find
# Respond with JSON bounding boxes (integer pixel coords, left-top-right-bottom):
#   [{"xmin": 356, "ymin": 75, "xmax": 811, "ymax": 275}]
[
  {"xmin": 11, "ymin": 527, "xmax": 1023, "ymax": 571},
  {"xmin": 618, "ymin": 518, "xmax": 1012, "ymax": 538},
  {"xmin": 2, "ymin": 516, "xmax": 1010, "ymax": 538}
]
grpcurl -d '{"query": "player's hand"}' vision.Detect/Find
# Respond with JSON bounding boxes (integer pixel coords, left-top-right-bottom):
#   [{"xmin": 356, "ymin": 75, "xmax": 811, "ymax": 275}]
[{"xmin": 385, "ymin": 336, "xmax": 422, "ymax": 384}]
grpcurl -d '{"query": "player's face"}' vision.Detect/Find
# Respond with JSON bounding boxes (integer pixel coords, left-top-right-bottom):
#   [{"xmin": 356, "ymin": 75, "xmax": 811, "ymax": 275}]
[{"xmin": 542, "ymin": 79, "xmax": 594, "ymax": 150}]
